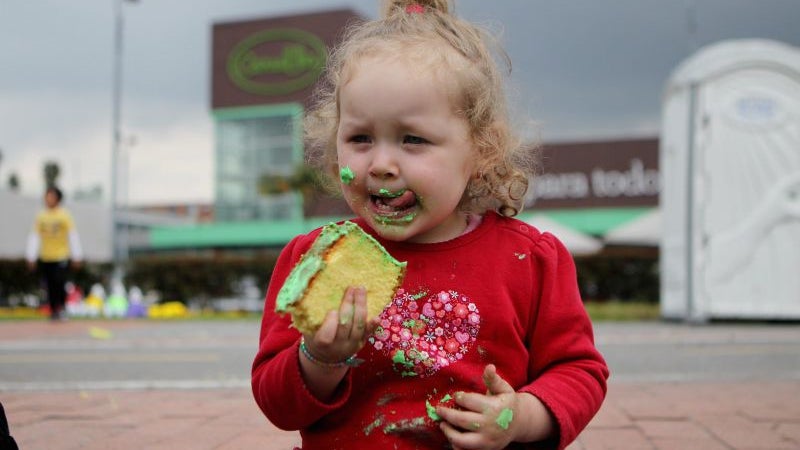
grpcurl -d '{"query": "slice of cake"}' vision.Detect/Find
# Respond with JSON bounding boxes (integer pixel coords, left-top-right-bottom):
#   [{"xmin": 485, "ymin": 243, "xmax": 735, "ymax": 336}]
[{"xmin": 276, "ymin": 221, "xmax": 407, "ymax": 334}]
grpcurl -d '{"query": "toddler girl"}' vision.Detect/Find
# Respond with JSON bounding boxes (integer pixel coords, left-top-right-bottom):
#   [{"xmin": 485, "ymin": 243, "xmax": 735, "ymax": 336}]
[{"xmin": 252, "ymin": 1, "xmax": 609, "ymax": 448}]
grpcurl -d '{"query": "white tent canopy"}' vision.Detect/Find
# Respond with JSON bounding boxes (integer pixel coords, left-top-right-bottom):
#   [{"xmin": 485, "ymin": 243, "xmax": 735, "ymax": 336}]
[
  {"xmin": 660, "ymin": 39, "xmax": 800, "ymax": 321},
  {"xmin": 604, "ymin": 209, "xmax": 661, "ymax": 247},
  {"xmin": 523, "ymin": 214, "xmax": 603, "ymax": 257}
]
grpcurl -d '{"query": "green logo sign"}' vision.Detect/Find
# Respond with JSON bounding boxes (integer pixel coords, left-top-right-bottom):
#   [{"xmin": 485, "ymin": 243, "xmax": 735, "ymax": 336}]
[{"xmin": 227, "ymin": 28, "xmax": 327, "ymax": 96}]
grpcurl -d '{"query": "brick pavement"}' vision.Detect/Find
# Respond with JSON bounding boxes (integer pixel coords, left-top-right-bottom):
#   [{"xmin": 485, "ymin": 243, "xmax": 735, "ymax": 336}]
[
  {"xmin": 3, "ymin": 381, "xmax": 799, "ymax": 449},
  {"xmin": 1, "ymin": 319, "xmax": 799, "ymax": 449}
]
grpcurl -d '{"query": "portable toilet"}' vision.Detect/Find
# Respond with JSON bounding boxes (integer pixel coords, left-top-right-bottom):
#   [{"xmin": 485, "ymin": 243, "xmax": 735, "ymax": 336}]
[{"xmin": 660, "ymin": 39, "xmax": 800, "ymax": 321}]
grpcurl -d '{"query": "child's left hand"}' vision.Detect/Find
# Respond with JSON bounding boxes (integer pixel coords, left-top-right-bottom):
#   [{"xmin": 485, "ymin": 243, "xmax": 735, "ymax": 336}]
[{"xmin": 436, "ymin": 364, "xmax": 553, "ymax": 450}]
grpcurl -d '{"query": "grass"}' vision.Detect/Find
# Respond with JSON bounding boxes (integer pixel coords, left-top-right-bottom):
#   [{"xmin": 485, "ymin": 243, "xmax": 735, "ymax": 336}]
[{"xmin": 585, "ymin": 300, "xmax": 660, "ymax": 321}]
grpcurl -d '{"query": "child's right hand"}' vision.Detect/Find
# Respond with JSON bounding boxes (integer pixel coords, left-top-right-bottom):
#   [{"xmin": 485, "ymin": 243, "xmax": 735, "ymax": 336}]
[
  {"xmin": 298, "ymin": 286, "xmax": 376, "ymax": 401},
  {"xmin": 302, "ymin": 286, "xmax": 375, "ymax": 366},
  {"xmin": 436, "ymin": 365, "xmax": 555, "ymax": 449}
]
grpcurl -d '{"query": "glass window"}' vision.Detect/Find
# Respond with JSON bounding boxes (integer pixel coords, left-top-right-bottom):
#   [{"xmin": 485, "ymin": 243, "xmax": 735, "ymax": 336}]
[{"xmin": 214, "ymin": 107, "xmax": 301, "ymax": 222}]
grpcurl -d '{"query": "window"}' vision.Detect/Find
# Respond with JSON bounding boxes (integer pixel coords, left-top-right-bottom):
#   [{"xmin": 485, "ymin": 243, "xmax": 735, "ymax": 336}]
[{"xmin": 214, "ymin": 104, "xmax": 302, "ymax": 222}]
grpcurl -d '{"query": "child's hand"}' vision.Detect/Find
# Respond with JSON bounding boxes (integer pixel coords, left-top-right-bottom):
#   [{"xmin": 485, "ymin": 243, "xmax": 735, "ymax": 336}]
[
  {"xmin": 302, "ymin": 286, "xmax": 375, "ymax": 364},
  {"xmin": 436, "ymin": 364, "xmax": 554, "ymax": 450},
  {"xmin": 435, "ymin": 364, "xmax": 517, "ymax": 449}
]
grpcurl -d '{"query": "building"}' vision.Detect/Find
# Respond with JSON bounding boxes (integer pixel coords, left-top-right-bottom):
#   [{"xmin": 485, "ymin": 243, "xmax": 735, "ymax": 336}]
[
  {"xmin": 211, "ymin": 9, "xmax": 361, "ymax": 223},
  {"xmin": 140, "ymin": 9, "xmax": 661, "ymax": 257}
]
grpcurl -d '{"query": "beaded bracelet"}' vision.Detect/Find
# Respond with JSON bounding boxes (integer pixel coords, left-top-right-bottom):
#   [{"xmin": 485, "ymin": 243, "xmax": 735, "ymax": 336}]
[{"xmin": 299, "ymin": 338, "xmax": 363, "ymax": 368}]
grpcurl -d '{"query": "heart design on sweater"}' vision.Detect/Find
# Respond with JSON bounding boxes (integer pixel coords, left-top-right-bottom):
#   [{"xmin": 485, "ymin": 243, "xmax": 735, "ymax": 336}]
[{"xmin": 369, "ymin": 289, "xmax": 481, "ymax": 377}]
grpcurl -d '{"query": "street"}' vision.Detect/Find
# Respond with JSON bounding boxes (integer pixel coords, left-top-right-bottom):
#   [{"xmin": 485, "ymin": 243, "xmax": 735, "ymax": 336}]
[
  {"xmin": 0, "ymin": 320, "xmax": 259, "ymax": 391},
  {"xmin": 594, "ymin": 321, "xmax": 800, "ymax": 383},
  {"xmin": 2, "ymin": 319, "xmax": 799, "ymax": 390}
]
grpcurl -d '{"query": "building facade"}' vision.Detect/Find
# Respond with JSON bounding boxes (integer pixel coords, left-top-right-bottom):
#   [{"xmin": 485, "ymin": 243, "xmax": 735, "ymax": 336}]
[
  {"xmin": 147, "ymin": 9, "xmax": 660, "ymax": 255},
  {"xmin": 211, "ymin": 9, "xmax": 362, "ymax": 223}
]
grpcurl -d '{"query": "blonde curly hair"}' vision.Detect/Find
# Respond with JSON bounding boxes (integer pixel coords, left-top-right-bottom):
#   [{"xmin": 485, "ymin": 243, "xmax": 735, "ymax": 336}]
[{"xmin": 304, "ymin": 0, "xmax": 536, "ymax": 216}]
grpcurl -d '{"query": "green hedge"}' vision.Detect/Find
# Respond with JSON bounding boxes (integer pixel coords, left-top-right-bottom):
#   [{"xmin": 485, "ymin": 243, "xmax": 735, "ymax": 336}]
[
  {"xmin": 575, "ymin": 256, "xmax": 659, "ymax": 303},
  {"xmin": 0, "ymin": 260, "xmax": 38, "ymax": 302},
  {"xmin": 0, "ymin": 253, "xmax": 278, "ymax": 306},
  {"xmin": 0, "ymin": 259, "xmax": 110, "ymax": 306},
  {"xmin": 124, "ymin": 252, "xmax": 279, "ymax": 303},
  {"xmin": 2, "ymin": 252, "xmax": 657, "ymax": 306}
]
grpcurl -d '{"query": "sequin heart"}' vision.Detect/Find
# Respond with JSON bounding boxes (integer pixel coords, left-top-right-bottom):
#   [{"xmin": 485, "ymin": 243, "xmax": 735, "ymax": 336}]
[{"xmin": 369, "ymin": 289, "xmax": 481, "ymax": 377}]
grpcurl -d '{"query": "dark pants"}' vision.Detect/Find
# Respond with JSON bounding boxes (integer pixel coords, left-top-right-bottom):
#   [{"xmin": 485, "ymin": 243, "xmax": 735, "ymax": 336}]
[
  {"xmin": 39, "ymin": 260, "xmax": 69, "ymax": 318},
  {"xmin": 0, "ymin": 401, "xmax": 19, "ymax": 450}
]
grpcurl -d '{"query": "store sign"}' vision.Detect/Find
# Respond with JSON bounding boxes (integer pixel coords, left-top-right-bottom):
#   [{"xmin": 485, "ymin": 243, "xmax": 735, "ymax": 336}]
[
  {"xmin": 227, "ymin": 28, "xmax": 326, "ymax": 96},
  {"xmin": 527, "ymin": 158, "xmax": 660, "ymax": 203},
  {"xmin": 212, "ymin": 9, "xmax": 361, "ymax": 109},
  {"xmin": 523, "ymin": 139, "xmax": 660, "ymax": 209}
]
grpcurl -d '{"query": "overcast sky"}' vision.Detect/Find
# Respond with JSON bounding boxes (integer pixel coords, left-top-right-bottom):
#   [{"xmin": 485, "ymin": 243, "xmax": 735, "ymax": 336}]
[{"xmin": 1, "ymin": 0, "xmax": 799, "ymax": 205}]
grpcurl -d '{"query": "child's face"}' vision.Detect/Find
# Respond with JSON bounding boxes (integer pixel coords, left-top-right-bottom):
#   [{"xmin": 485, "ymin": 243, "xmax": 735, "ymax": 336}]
[
  {"xmin": 336, "ymin": 56, "xmax": 475, "ymax": 243},
  {"xmin": 44, "ymin": 191, "xmax": 59, "ymax": 208}
]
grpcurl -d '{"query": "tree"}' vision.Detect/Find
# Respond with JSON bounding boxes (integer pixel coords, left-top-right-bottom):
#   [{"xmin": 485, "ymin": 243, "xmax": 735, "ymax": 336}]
[
  {"xmin": 259, "ymin": 164, "xmax": 324, "ymax": 199},
  {"xmin": 44, "ymin": 160, "xmax": 60, "ymax": 189},
  {"xmin": 8, "ymin": 173, "xmax": 20, "ymax": 192}
]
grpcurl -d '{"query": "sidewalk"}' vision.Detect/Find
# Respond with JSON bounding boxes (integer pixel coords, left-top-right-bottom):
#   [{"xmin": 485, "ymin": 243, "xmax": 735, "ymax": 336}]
[
  {"xmin": 2, "ymin": 319, "xmax": 799, "ymax": 449},
  {"xmin": 4, "ymin": 382, "xmax": 799, "ymax": 450}
]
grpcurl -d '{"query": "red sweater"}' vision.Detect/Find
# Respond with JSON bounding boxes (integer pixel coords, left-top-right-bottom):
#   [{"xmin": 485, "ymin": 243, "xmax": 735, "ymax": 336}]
[{"xmin": 252, "ymin": 212, "xmax": 608, "ymax": 449}]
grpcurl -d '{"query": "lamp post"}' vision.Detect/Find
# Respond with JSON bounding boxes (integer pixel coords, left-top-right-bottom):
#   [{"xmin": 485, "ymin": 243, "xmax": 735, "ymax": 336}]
[{"xmin": 110, "ymin": 0, "xmax": 138, "ymax": 281}]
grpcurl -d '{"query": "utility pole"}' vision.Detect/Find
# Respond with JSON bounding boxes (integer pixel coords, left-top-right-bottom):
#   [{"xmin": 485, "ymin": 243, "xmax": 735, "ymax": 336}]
[{"xmin": 110, "ymin": 0, "xmax": 138, "ymax": 281}]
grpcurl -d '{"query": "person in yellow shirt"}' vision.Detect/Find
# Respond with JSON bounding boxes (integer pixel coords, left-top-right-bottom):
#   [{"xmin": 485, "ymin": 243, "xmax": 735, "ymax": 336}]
[{"xmin": 26, "ymin": 187, "xmax": 83, "ymax": 321}]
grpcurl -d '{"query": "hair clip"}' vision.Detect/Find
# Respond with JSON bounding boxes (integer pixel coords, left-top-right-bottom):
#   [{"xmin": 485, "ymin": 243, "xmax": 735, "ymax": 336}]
[{"xmin": 405, "ymin": 3, "xmax": 425, "ymax": 14}]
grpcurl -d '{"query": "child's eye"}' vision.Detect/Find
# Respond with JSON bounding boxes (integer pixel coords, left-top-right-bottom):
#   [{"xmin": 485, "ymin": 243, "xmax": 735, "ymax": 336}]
[
  {"xmin": 350, "ymin": 134, "xmax": 371, "ymax": 144},
  {"xmin": 403, "ymin": 135, "xmax": 428, "ymax": 145}
]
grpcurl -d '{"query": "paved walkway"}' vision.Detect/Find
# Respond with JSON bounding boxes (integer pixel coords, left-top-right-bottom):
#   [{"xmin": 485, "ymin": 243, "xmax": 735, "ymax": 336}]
[
  {"xmin": 4, "ymin": 382, "xmax": 800, "ymax": 449},
  {"xmin": 1, "ymin": 320, "xmax": 799, "ymax": 449}
]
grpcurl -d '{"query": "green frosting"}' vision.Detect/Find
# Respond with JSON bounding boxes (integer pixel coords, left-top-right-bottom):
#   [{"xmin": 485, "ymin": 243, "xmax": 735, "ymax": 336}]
[
  {"xmin": 392, "ymin": 350, "xmax": 410, "ymax": 366},
  {"xmin": 275, "ymin": 222, "xmax": 348, "ymax": 312},
  {"xmin": 378, "ymin": 188, "xmax": 406, "ymax": 198},
  {"xmin": 495, "ymin": 408, "xmax": 514, "ymax": 430},
  {"xmin": 373, "ymin": 212, "xmax": 417, "ymax": 226},
  {"xmin": 274, "ymin": 253, "xmax": 322, "ymax": 312},
  {"xmin": 339, "ymin": 166, "xmax": 355, "ymax": 185},
  {"xmin": 274, "ymin": 221, "xmax": 405, "ymax": 312},
  {"xmin": 425, "ymin": 393, "xmax": 454, "ymax": 422},
  {"xmin": 425, "ymin": 400, "xmax": 440, "ymax": 421}
]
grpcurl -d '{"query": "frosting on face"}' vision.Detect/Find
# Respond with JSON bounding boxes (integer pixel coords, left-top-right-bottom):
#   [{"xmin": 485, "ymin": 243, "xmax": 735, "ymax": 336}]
[
  {"xmin": 373, "ymin": 213, "xmax": 417, "ymax": 226},
  {"xmin": 340, "ymin": 166, "xmax": 355, "ymax": 185},
  {"xmin": 370, "ymin": 189, "xmax": 419, "ymax": 227},
  {"xmin": 377, "ymin": 188, "xmax": 406, "ymax": 198}
]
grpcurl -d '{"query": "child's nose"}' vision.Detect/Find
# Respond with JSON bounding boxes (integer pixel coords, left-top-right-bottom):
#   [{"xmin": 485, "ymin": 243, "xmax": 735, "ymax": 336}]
[{"xmin": 368, "ymin": 147, "xmax": 399, "ymax": 180}]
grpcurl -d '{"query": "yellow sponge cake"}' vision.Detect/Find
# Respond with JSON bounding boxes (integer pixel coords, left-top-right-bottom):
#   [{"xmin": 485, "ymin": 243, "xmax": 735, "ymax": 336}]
[{"xmin": 276, "ymin": 221, "xmax": 406, "ymax": 334}]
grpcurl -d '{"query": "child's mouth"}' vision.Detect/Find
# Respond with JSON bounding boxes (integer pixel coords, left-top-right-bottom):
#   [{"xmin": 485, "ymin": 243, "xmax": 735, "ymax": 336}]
[{"xmin": 369, "ymin": 189, "xmax": 418, "ymax": 223}]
